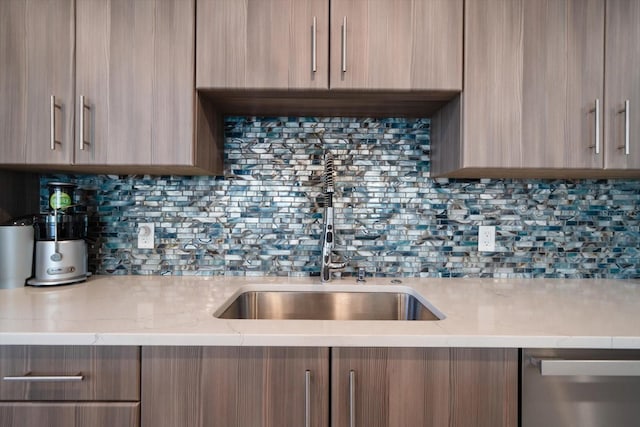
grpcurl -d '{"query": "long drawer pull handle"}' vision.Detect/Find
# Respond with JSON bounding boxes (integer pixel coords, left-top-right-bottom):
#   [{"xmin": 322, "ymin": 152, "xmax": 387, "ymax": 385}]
[
  {"xmin": 341, "ymin": 16, "xmax": 347, "ymax": 73},
  {"xmin": 349, "ymin": 370, "xmax": 355, "ymax": 427},
  {"xmin": 619, "ymin": 100, "xmax": 630, "ymax": 155},
  {"xmin": 79, "ymin": 95, "xmax": 91, "ymax": 151},
  {"xmin": 312, "ymin": 17, "xmax": 317, "ymax": 73},
  {"xmin": 538, "ymin": 359, "xmax": 640, "ymax": 376},
  {"xmin": 3, "ymin": 373, "xmax": 84, "ymax": 382},
  {"xmin": 593, "ymin": 99, "xmax": 601, "ymax": 154},
  {"xmin": 305, "ymin": 370, "xmax": 311, "ymax": 427},
  {"xmin": 50, "ymin": 95, "xmax": 59, "ymax": 151}
]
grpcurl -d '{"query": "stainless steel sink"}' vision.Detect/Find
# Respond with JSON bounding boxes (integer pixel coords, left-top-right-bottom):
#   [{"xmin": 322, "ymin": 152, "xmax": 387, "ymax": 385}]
[{"xmin": 215, "ymin": 286, "xmax": 443, "ymax": 321}]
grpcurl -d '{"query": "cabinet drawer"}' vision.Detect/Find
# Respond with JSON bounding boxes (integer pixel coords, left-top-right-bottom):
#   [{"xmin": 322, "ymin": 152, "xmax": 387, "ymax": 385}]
[
  {"xmin": 0, "ymin": 402, "xmax": 140, "ymax": 427},
  {"xmin": 0, "ymin": 346, "xmax": 140, "ymax": 401}
]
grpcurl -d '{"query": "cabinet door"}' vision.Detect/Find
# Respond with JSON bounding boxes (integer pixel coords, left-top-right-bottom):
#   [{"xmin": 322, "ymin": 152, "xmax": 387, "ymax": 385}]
[
  {"xmin": 329, "ymin": 0, "xmax": 462, "ymax": 91},
  {"xmin": 521, "ymin": 0, "xmax": 604, "ymax": 169},
  {"xmin": 0, "ymin": 403, "xmax": 139, "ymax": 427},
  {"xmin": 605, "ymin": 0, "xmax": 640, "ymax": 170},
  {"xmin": 75, "ymin": 0, "xmax": 194, "ymax": 166},
  {"xmin": 331, "ymin": 348, "xmax": 450, "ymax": 427},
  {"xmin": 0, "ymin": 0, "xmax": 74, "ymax": 165},
  {"xmin": 196, "ymin": 0, "xmax": 329, "ymax": 90},
  {"xmin": 142, "ymin": 346, "xmax": 329, "ymax": 427},
  {"xmin": 449, "ymin": 348, "xmax": 518, "ymax": 427},
  {"xmin": 460, "ymin": 0, "xmax": 525, "ymax": 170}
]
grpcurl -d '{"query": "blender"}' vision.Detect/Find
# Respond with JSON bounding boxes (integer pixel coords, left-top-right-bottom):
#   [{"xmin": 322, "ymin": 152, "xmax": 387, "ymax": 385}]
[{"xmin": 27, "ymin": 182, "xmax": 89, "ymax": 286}]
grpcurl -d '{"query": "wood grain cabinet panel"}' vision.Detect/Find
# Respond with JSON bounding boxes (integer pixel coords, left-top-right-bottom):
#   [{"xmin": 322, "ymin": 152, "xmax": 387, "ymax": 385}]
[
  {"xmin": 331, "ymin": 347, "xmax": 450, "ymax": 427},
  {"xmin": 75, "ymin": 0, "xmax": 196, "ymax": 168},
  {"xmin": 196, "ymin": 0, "xmax": 329, "ymax": 90},
  {"xmin": 0, "ymin": 346, "xmax": 140, "ymax": 401},
  {"xmin": 0, "ymin": 402, "xmax": 139, "ymax": 427},
  {"xmin": 0, "ymin": 0, "xmax": 74, "ymax": 166},
  {"xmin": 329, "ymin": 0, "xmax": 462, "ymax": 91},
  {"xmin": 142, "ymin": 346, "xmax": 516, "ymax": 427},
  {"xmin": 141, "ymin": 346, "xmax": 330, "ymax": 427},
  {"xmin": 449, "ymin": 348, "xmax": 518, "ymax": 427},
  {"xmin": 331, "ymin": 347, "xmax": 517, "ymax": 427},
  {"xmin": 432, "ymin": 0, "xmax": 640, "ymax": 178},
  {"xmin": 0, "ymin": 346, "xmax": 141, "ymax": 427},
  {"xmin": 1, "ymin": 0, "xmax": 221, "ymax": 175},
  {"xmin": 197, "ymin": 0, "xmax": 461, "ymax": 92},
  {"xmin": 604, "ymin": 0, "xmax": 640, "ymax": 170}
]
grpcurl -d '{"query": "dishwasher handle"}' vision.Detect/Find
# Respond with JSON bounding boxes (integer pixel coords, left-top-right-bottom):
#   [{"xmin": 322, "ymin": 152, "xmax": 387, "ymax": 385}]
[{"xmin": 533, "ymin": 358, "xmax": 640, "ymax": 377}]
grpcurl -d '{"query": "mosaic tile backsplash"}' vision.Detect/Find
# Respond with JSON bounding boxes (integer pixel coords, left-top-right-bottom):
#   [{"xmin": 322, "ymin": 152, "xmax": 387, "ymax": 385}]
[{"xmin": 41, "ymin": 117, "xmax": 640, "ymax": 278}]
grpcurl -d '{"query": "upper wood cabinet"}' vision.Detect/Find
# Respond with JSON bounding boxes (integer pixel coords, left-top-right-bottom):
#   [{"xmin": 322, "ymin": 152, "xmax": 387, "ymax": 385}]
[
  {"xmin": 329, "ymin": 0, "xmax": 462, "ymax": 91},
  {"xmin": 196, "ymin": 0, "xmax": 462, "ymax": 92},
  {"xmin": 432, "ymin": 0, "xmax": 640, "ymax": 178},
  {"xmin": 75, "ymin": 0, "xmax": 203, "ymax": 170},
  {"xmin": 604, "ymin": 0, "xmax": 640, "ymax": 170},
  {"xmin": 0, "ymin": 0, "xmax": 74, "ymax": 166},
  {"xmin": 1, "ymin": 0, "xmax": 222, "ymax": 175},
  {"xmin": 196, "ymin": 0, "xmax": 329, "ymax": 90}
]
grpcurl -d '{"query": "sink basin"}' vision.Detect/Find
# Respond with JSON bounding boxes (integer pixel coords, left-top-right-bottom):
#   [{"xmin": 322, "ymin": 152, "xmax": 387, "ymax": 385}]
[{"xmin": 215, "ymin": 285, "xmax": 444, "ymax": 321}]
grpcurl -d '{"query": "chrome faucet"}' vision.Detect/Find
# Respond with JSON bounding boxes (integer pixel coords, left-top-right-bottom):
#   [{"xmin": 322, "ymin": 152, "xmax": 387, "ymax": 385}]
[{"xmin": 321, "ymin": 151, "xmax": 345, "ymax": 282}]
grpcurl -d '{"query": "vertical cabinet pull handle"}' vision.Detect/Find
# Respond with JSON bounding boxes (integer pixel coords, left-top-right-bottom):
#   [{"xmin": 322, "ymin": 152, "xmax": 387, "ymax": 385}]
[
  {"xmin": 305, "ymin": 370, "xmax": 311, "ymax": 427},
  {"xmin": 50, "ymin": 95, "xmax": 56, "ymax": 150},
  {"xmin": 349, "ymin": 370, "xmax": 355, "ymax": 427},
  {"xmin": 594, "ymin": 98, "xmax": 601, "ymax": 155},
  {"xmin": 341, "ymin": 16, "xmax": 347, "ymax": 73},
  {"xmin": 79, "ymin": 95, "xmax": 91, "ymax": 151},
  {"xmin": 312, "ymin": 17, "xmax": 317, "ymax": 73},
  {"xmin": 619, "ymin": 100, "xmax": 630, "ymax": 155}
]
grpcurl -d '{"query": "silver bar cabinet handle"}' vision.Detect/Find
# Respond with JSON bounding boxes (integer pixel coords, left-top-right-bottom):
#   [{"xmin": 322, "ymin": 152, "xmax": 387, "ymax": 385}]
[
  {"xmin": 342, "ymin": 16, "xmax": 347, "ymax": 73},
  {"xmin": 50, "ymin": 95, "xmax": 56, "ymax": 150},
  {"xmin": 349, "ymin": 370, "xmax": 355, "ymax": 427},
  {"xmin": 305, "ymin": 370, "xmax": 311, "ymax": 427},
  {"xmin": 594, "ymin": 98, "xmax": 600, "ymax": 155},
  {"xmin": 3, "ymin": 373, "xmax": 84, "ymax": 382},
  {"xmin": 312, "ymin": 17, "xmax": 317, "ymax": 73},
  {"xmin": 539, "ymin": 359, "xmax": 640, "ymax": 377},
  {"xmin": 622, "ymin": 100, "xmax": 630, "ymax": 155},
  {"xmin": 79, "ymin": 95, "xmax": 90, "ymax": 151}
]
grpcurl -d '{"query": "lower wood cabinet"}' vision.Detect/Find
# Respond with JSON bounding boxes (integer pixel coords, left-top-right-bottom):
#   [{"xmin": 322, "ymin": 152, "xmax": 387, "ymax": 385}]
[
  {"xmin": 0, "ymin": 402, "xmax": 140, "ymax": 427},
  {"xmin": 0, "ymin": 346, "xmax": 141, "ymax": 427},
  {"xmin": 142, "ymin": 347, "xmax": 329, "ymax": 427},
  {"xmin": 142, "ymin": 346, "xmax": 518, "ymax": 427}
]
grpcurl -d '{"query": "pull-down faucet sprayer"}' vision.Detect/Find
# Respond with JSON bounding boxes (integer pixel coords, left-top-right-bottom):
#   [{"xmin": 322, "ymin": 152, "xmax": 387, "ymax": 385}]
[{"xmin": 321, "ymin": 151, "xmax": 345, "ymax": 282}]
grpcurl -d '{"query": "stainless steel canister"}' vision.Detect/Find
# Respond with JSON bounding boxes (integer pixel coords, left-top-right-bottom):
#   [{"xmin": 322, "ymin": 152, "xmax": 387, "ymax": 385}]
[{"xmin": 0, "ymin": 224, "xmax": 34, "ymax": 289}]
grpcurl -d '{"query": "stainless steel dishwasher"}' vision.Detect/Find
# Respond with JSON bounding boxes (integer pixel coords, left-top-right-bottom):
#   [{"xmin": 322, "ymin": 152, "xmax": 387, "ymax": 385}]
[{"xmin": 522, "ymin": 349, "xmax": 640, "ymax": 427}]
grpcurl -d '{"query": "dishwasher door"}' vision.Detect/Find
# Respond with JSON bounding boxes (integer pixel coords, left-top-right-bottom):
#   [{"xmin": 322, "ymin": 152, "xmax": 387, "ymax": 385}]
[{"xmin": 522, "ymin": 349, "xmax": 640, "ymax": 427}]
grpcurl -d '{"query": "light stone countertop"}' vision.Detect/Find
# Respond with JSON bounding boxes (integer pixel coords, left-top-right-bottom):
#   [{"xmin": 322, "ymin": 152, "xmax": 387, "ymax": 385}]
[{"xmin": 1, "ymin": 276, "xmax": 639, "ymax": 349}]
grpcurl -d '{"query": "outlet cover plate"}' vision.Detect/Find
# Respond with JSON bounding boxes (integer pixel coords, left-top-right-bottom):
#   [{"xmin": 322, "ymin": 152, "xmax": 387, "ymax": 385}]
[
  {"xmin": 478, "ymin": 225, "xmax": 496, "ymax": 252},
  {"xmin": 138, "ymin": 223, "xmax": 155, "ymax": 249}
]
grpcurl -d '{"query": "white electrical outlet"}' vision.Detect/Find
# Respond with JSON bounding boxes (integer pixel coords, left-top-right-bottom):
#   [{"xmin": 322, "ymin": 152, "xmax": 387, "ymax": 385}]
[
  {"xmin": 478, "ymin": 225, "xmax": 496, "ymax": 252},
  {"xmin": 138, "ymin": 223, "xmax": 155, "ymax": 249}
]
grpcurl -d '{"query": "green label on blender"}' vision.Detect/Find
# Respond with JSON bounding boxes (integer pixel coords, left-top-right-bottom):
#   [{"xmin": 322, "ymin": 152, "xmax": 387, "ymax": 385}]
[{"xmin": 50, "ymin": 192, "xmax": 71, "ymax": 210}]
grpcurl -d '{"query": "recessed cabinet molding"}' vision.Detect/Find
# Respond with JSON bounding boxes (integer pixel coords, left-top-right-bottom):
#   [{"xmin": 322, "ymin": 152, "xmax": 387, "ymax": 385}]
[
  {"xmin": 196, "ymin": 0, "xmax": 462, "ymax": 92},
  {"xmin": 0, "ymin": 0, "xmax": 222, "ymax": 176},
  {"xmin": 432, "ymin": 0, "xmax": 640, "ymax": 178}
]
